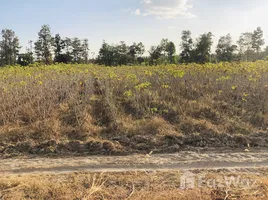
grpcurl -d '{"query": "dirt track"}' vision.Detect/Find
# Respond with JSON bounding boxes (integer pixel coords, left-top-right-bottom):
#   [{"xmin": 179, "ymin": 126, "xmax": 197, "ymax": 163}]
[{"xmin": 1, "ymin": 148, "xmax": 268, "ymax": 175}]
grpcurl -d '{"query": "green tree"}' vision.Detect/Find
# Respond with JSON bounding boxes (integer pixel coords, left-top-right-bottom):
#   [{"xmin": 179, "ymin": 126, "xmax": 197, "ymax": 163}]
[
  {"xmin": 115, "ymin": 41, "xmax": 130, "ymax": 65},
  {"xmin": 81, "ymin": 39, "xmax": 90, "ymax": 64},
  {"xmin": 180, "ymin": 30, "xmax": 194, "ymax": 64},
  {"xmin": 64, "ymin": 37, "xmax": 72, "ymax": 55},
  {"xmin": 149, "ymin": 45, "xmax": 162, "ymax": 65},
  {"xmin": 148, "ymin": 39, "xmax": 176, "ymax": 65},
  {"xmin": 160, "ymin": 38, "xmax": 169, "ymax": 57},
  {"xmin": 18, "ymin": 40, "xmax": 34, "ymax": 66},
  {"xmin": 97, "ymin": 41, "xmax": 116, "ymax": 66},
  {"xmin": 71, "ymin": 37, "xmax": 83, "ymax": 63},
  {"xmin": 216, "ymin": 34, "xmax": 237, "ymax": 62},
  {"xmin": 17, "ymin": 53, "xmax": 34, "ymax": 66},
  {"xmin": 166, "ymin": 41, "xmax": 176, "ymax": 64},
  {"xmin": 194, "ymin": 32, "xmax": 213, "ymax": 64},
  {"xmin": 54, "ymin": 37, "xmax": 73, "ymax": 63},
  {"xmin": 252, "ymin": 27, "xmax": 265, "ymax": 58},
  {"xmin": 54, "ymin": 34, "xmax": 65, "ymax": 57},
  {"xmin": 135, "ymin": 42, "xmax": 145, "ymax": 58},
  {"xmin": 0, "ymin": 29, "xmax": 20, "ymax": 66},
  {"xmin": 237, "ymin": 32, "xmax": 253, "ymax": 61},
  {"xmin": 53, "ymin": 34, "xmax": 68, "ymax": 63},
  {"xmin": 34, "ymin": 25, "xmax": 53, "ymax": 64},
  {"xmin": 129, "ymin": 42, "xmax": 145, "ymax": 64}
]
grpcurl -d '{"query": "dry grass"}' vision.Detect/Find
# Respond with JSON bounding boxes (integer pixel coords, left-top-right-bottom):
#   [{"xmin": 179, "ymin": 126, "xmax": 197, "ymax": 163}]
[
  {"xmin": 1, "ymin": 62, "xmax": 268, "ymax": 155},
  {"xmin": 1, "ymin": 170, "xmax": 268, "ymax": 199},
  {"xmin": 0, "ymin": 173, "xmax": 105, "ymax": 200}
]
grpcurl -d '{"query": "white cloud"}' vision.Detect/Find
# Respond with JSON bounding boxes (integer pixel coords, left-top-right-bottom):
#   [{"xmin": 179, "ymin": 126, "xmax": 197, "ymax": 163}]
[
  {"xmin": 134, "ymin": 9, "xmax": 141, "ymax": 16},
  {"xmin": 142, "ymin": 0, "xmax": 152, "ymax": 4},
  {"xmin": 133, "ymin": 0, "xmax": 195, "ymax": 19}
]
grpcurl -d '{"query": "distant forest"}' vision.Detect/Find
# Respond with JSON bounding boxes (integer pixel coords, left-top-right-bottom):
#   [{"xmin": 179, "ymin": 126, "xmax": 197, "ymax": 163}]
[{"xmin": 0, "ymin": 25, "xmax": 267, "ymax": 66}]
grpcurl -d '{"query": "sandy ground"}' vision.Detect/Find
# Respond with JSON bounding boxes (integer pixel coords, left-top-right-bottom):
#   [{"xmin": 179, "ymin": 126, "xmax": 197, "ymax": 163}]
[{"xmin": 1, "ymin": 148, "xmax": 268, "ymax": 174}]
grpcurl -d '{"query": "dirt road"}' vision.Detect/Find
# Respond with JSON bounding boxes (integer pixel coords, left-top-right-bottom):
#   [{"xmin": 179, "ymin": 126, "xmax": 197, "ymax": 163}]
[{"xmin": 1, "ymin": 149, "xmax": 268, "ymax": 174}]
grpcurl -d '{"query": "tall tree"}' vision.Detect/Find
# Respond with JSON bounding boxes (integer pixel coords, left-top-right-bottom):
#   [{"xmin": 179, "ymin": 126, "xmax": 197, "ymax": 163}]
[
  {"xmin": 53, "ymin": 34, "xmax": 65, "ymax": 58},
  {"xmin": 0, "ymin": 29, "xmax": 20, "ymax": 66},
  {"xmin": 252, "ymin": 27, "xmax": 265, "ymax": 57},
  {"xmin": 81, "ymin": 39, "xmax": 90, "ymax": 64},
  {"xmin": 194, "ymin": 32, "xmax": 213, "ymax": 64},
  {"xmin": 180, "ymin": 30, "xmax": 194, "ymax": 64},
  {"xmin": 160, "ymin": 38, "xmax": 169, "ymax": 57},
  {"xmin": 166, "ymin": 41, "xmax": 176, "ymax": 64},
  {"xmin": 115, "ymin": 41, "xmax": 130, "ymax": 65},
  {"xmin": 71, "ymin": 37, "xmax": 83, "ymax": 63},
  {"xmin": 216, "ymin": 34, "xmax": 237, "ymax": 62},
  {"xmin": 237, "ymin": 32, "xmax": 253, "ymax": 61},
  {"xmin": 53, "ymin": 34, "xmax": 73, "ymax": 63},
  {"xmin": 97, "ymin": 41, "xmax": 116, "ymax": 66},
  {"xmin": 64, "ymin": 37, "xmax": 72, "ymax": 55},
  {"xmin": 136, "ymin": 42, "xmax": 145, "ymax": 57},
  {"xmin": 149, "ymin": 45, "xmax": 162, "ymax": 65},
  {"xmin": 34, "ymin": 25, "xmax": 53, "ymax": 64},
  {"xmin": 129, "ymin": 42, "xmax": 145, "ymax": 64},
  {"xmin": 136, "ymin": 42, "xmax": 145, "ymax": 64}
]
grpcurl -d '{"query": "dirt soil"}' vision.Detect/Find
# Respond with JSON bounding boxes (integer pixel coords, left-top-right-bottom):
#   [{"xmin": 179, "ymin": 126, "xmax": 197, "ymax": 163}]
[
  {"xmin": 1, "ymin": 149, "xmax": 268, "ymax": 199},
  {"xmin": 1, "ymin": 148, "xmax": 268, "ymax": 175}
]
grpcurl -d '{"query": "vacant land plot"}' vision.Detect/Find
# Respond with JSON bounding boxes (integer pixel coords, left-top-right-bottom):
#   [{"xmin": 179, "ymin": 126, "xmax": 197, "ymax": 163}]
[
  {"xmin": 1, "ymin": 62, "xmax": 268, "ymax": 199},
  {"xmin": 1, "ymin": 62, "xmax": 268, "ymax": 156}
]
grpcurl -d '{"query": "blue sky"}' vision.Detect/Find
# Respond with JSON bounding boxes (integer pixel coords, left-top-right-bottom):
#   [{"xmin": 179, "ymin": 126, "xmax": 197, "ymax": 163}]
[{"xmin": 1, "ymin": 0, "xmax": 268, "ymax": 56}]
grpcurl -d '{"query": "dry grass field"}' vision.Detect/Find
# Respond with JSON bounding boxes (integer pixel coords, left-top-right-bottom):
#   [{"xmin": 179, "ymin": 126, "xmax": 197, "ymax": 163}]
[
  {"xmin": 1, "ymin": 62, "xmax": 268, "ymax": 199},
  {"xmin": 1, "ymin": 62, "xmax": 268, "ymax": 156},
  {"xmin": 1, "ymin": 170, "xmax": 268, "ymax": 200}
]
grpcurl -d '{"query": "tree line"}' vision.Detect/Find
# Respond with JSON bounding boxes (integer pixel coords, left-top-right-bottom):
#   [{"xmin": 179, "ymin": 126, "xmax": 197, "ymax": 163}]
[
  {"xmin": 0, "ymin": 25, "xmax": 90, "ymax": 66},
  {"xmin": 0, "ymin": 25, "xmax": 267, "ymax": 67}
]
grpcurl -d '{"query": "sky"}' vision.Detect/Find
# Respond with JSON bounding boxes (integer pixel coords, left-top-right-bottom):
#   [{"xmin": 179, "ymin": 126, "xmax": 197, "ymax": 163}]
[{"xmin": 1, "ymin": 0, "xmax": 268, "ymax": 57}]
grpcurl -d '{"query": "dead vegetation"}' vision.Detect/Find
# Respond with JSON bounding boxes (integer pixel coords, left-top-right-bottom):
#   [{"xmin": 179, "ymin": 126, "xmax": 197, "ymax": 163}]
[
  {"xmin": 1, "ymin": 62, "xmax": 268, "ymax": 156},
  {"xmin": 1, "ymin": 170, "xmax": 268, "ymax": 200}
]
